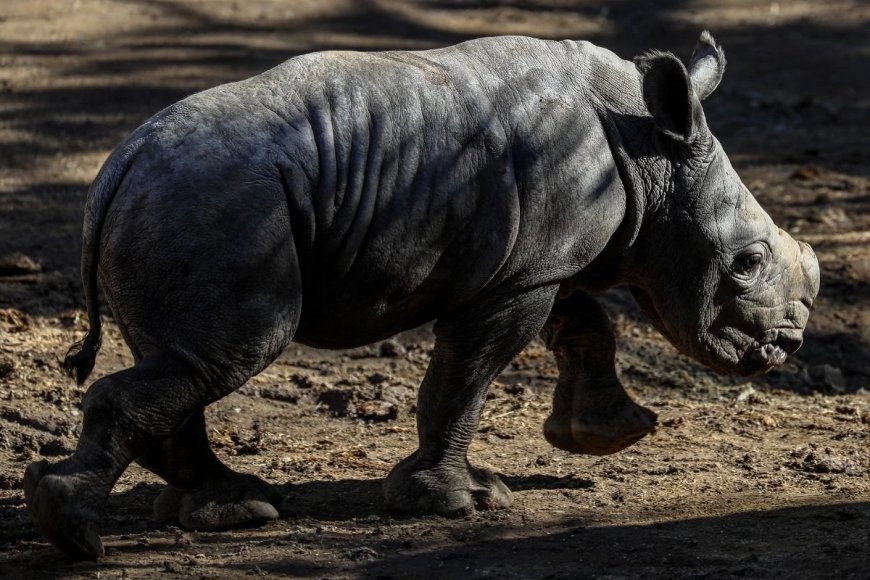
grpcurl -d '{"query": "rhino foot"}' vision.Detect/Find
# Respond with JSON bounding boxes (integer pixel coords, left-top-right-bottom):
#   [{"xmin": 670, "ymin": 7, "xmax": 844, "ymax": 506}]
[
  {"xmin": 384, "ymin": 452, "xmax": 511, "ymax": 517},
  {"xmin": 544, "ymin": 395, "xmax": 658, "ymax": 456},
  {"xmin": 154, "ymin": 470, "xmax": 281, "ymax": 530},
  {"xmin": 23, "ymin": 459, "xmax": 105, "ymax": 560}
]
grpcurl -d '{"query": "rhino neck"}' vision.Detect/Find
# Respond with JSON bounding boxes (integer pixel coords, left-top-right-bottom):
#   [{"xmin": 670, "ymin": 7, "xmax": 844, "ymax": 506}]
[{"xmin": 575, "ymin": 45, "xmax": 677, "ymax": 288}]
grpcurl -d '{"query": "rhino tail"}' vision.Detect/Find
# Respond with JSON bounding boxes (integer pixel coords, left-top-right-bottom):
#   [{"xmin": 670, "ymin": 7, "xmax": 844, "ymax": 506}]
[
  {"xmin": 64, "ymin": 136, "xmax": 145, "ymax": 385},
  {"xmin": 63, "ymin": 324, "xmax": 102, "ymax": 386}
]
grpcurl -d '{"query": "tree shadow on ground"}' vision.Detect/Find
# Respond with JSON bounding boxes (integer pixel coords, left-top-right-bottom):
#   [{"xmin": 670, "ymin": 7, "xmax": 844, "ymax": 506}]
[
  {"xmin": 350, "ymin": 502, "xmax": 869, "ymax": 579},
  {"xmin": 2, "ymin": 0, "xmax": 866, "ymax": 173},
  {"xmin": 2, "ymin": 475, "xmax": 867, "ymax": 579}
]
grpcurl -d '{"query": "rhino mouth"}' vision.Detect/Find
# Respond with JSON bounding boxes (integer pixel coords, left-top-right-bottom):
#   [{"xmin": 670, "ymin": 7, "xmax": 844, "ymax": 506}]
[
  {"xmin": 741, "ymin": 328, "xmax": 803, "ymax": 372},
  {"xmin": 746, "ymin": 342, "xmax": 789, "ymax": 367}
]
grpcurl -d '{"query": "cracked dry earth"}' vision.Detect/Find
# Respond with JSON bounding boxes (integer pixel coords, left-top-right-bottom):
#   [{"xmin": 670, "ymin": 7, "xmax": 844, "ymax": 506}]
[{"xmin": 0, "ymin": 0, "xmax": 869, "ymax": 578}]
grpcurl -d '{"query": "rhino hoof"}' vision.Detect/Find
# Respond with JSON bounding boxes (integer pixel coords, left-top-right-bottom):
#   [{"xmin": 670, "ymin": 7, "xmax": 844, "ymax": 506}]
[
  {"xmin": 544, "ymin": 400, "xmax": 658, "ymax": 456},
  {"xmin": 384, "ymin": 453, "xmax": 512, "ymax": 517},
  {"xmin": 154, "ymin": 472, "xmax": 281, "ymax": 530},
  {"xmin": 23, "ymin": 460, "xmax": 105, "ymax": 560}
]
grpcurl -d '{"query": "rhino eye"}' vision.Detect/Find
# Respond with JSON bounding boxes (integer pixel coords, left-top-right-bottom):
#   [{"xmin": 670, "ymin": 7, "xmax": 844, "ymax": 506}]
[{"xmin": 734, "ymin": 252, "xmax": 764, "ymax": 277}]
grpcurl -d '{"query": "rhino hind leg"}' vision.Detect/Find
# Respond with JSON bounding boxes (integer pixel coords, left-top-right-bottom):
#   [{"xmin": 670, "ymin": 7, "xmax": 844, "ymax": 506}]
[
  {"xmin": 24, "ymin": 355, "xmax": 227, "ymax": 559},
  {"xmin": 541, "ymin": 291, "xmax": 657, "ymax": 456},
  {"xmin": 24, "ymin": 328, "xmax": 293, "ymax": 559},
  {"xmin": 384, "ymin": 286, "xmax": 558, "ymax": 516},
  {"xmin": 137, "ymin": 410, "xmax": 282, "ymax": 530}
]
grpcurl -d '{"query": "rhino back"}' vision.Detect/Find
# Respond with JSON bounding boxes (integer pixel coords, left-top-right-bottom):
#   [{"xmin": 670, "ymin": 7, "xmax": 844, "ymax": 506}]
[{"xmin": 101, "ymin": 37, "xmax": 629, "ymax": 348}]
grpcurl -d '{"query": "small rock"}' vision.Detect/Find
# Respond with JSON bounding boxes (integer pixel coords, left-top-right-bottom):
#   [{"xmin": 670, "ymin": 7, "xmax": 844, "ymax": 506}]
[
  {"xmin": 0, "ymin": 472, "xmax": 22, "ymax": 490},
  {"xmin": 378, "ymin": 340, "xmax": 406, "ymax": 358},
  {"xmin": 0, "ymin": 253, "xmax": 42, "ymax": 276},
  {"xmin": 356, "ymin": 399, "xmax": 398, "ymax": 422},
  {"xmin": 0, "ymin": 358, "xmax": 15, "ymax": 380},
  {"xmin": 317, "ymin": 388, "xmax": 355, "ymax": 417},
  {"xmin": 504, "ymin": 383, "xmax": 528, "ymax": 396},
  {"xmin": 661, "ymin": 416, "xmax": 684, "ymax": 428},
  {"xmin": 173, "ymin": 530, "xmax": 193, "ymax": 546},
  {"xmin": 760, "ymin": 415, "xmax": 778, "ymax": 428},
  {"xmin": 163, "ymin": 560, "xmax": 185, "ymax": 574},
  {"xmin": 0, "ymin": 308, "xmax": 31, "ymax": 332},
  {"xmin": 289, "ymin": 373, "xmax": 319, "ymax": 389},
  {"xmin": 787, "ymin": 446, "xmax": 854, "ymax": 474},
  {"xmin": 367, "ymin": 372, "xmax": 388, "ymax": 385},
  {"xmin": 257, "ymin": 385, "xmax": 299, "ymax": 404},
  {"xmin": 835, "ymin": 405, "xmax": 859, "ymax": 416},
  {"xmin": 736, "ymin": 386, "xmax": 767, "ymax": 404},
  {"xmin": 343, "ymin": 546, "xmax": 380, "ymax": 561}
]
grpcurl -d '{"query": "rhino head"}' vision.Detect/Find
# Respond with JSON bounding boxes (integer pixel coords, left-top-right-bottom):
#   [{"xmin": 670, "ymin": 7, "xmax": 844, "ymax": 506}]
[{"xmin": 617, "ymin": 32, "xmax": 820, "ymax": 376}]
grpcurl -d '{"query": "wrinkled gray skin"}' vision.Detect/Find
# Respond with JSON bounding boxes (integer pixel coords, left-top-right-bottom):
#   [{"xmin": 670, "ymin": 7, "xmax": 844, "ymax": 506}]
[{"xmin": 24, "ymin": 32, "xmax": 819, "ymax": 559}]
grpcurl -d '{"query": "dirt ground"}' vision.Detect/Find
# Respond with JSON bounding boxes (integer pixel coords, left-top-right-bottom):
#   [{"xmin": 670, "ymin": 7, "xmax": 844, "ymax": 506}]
[{"xmin": 0, "ymin": 0, "xmax": 868, "ymax": 578}]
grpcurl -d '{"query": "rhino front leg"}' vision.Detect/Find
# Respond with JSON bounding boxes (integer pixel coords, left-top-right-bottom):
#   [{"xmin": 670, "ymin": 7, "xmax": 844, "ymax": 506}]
[
  {"xmin": 541, "ymin": 291, "xmax": 657, "ymax": 455},
  {"xmin": 384, "ymin": 285, "xmax": 558, "ymax": 516},
  {"xmin": 136, "ymin": 410, "xmax": 282, "ymax": 530}
]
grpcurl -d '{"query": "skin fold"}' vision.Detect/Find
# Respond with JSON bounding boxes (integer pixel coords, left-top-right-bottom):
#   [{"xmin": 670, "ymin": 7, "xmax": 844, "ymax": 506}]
[{"xmin": 24, "ymin": 32, "xmax": 819, "ymax": 559}]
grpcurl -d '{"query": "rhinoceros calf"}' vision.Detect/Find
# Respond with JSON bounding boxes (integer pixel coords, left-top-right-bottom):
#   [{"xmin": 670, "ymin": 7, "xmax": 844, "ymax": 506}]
[{"xmin": 24, "ymin": 32, "xmax": 819, "ymax": 559}]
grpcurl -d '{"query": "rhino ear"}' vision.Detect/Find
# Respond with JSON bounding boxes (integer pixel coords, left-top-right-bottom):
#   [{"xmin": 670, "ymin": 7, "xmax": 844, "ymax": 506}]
[
  {"xmin": 688, "ymin": 30, "xmax": 726, "ymax": 101},
  {"xmin": 636, "ymin": 51, "xmax": 700, "ymax": 143}
]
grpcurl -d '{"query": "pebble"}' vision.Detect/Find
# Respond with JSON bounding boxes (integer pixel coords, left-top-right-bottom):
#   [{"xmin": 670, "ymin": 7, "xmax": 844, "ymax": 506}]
[
  {"xmin": 317, "ymin": 388, "xmax": 355, "ymax": 416},
  {"xmin": 0, "ymin": 358, "xmax": 15, "ymax": 379},
  {"xmin": 378, "ymin": 340, "xmax": 406, "ymax": 358},
  {"xmin": 356, "ymin": 399, "xmax": 398, "ymax": 422},
  {"xmin": 788, "ymin": 445, "xmax": 854, "ymax": 474},
  {"xmin": 343, "ymin": 546, "xmax": 380, "ymax": 561}
]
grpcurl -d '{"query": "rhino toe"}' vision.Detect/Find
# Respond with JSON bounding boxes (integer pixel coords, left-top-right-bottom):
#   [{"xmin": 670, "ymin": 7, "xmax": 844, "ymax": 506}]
[
  {"xmin": 384, "ymin": 453, "xmax": 512, "ymax": 517},
  {"xmin": 544, "ymin": 398, "xmax": 658, "ymax": 456},
  {"xmin": 155, "ymin": 471, "xmax": 282, "ymax": 531},
  {"xmin": 24, "ymin": 460, "xmax": 105, "ymax": 560}
]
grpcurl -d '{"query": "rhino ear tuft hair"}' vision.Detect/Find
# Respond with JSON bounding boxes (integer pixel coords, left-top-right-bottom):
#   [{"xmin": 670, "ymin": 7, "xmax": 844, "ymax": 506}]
[
  {"xmin": 636, "ymin": 51, "xmax": 699, "ymax": 143},
  {"xmin": 688, "ymin": 30, "xmax": 726, "ymax": 101}
]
